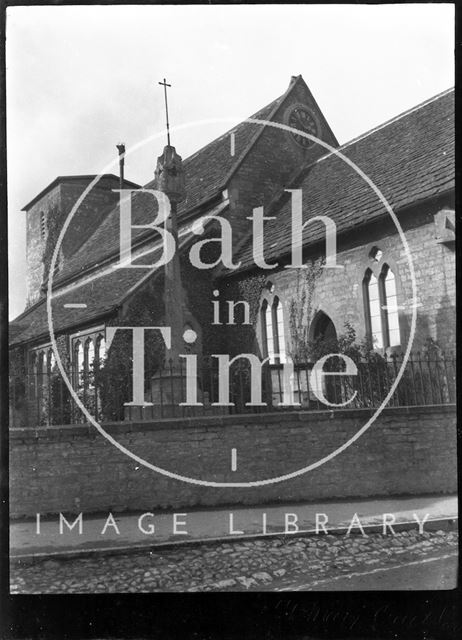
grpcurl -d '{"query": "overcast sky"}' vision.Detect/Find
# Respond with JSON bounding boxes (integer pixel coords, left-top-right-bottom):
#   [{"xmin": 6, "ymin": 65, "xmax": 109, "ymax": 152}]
[{"xmin": 6, "ymin": 3, "xmax": 454, "ymax": 319}]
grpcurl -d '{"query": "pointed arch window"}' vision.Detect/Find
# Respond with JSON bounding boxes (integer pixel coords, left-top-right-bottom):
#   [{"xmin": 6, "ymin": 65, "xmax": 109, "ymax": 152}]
[
  {"xmin": 274, "ymin": 297, "xmax": 287, "ymax": 363},
  {"xmin": 47, "ymin": 348, "xmax": 56, "ymax": 374},
  {"xmin": 262, "ymin": 300, "xmax": 275, "ymax": 363},
  {"xmin": 364, "ymin": 270, "xmax": 383, "ymax": 348},
  {"xmin": 260, "ymin": 294, "xmax": 287, "ymax": 364},
  {"xmin": 364, "ymin": 264, "xmax": 401, "ymax": 349},
  {"xmin": 382, "ymin": 267, "xmax": 399, "ymax": 346},
  {"xmin": 74, "ymin": 340, "xmax": 84, "ymax": 386},
  {"xmin": 84, "ymin": 337, "xmax": 95, "ymax": 369},
  {"xmin": 95, "ymin": 335, "xmax": 106, "ymax": 367},
  {"xmin": 27, "ymin": 344, "xmax": 57, "ymax": 419},
  {"xmin": 70, "ymin": 326, "xmax": 106, "ymax": 382},
  {"xmin": 30, "ymin": 351, "xmax": 38, "ymax": 397},
  {"xmin": 36, "ymin": 350, "xmax": 45, "ymax": 403}
]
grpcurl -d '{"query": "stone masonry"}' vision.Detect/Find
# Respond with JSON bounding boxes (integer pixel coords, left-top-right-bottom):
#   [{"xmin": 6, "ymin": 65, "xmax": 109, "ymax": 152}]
[{"xmin": 10, "ymin": 405, "xmax": 456, "ymax": 518}]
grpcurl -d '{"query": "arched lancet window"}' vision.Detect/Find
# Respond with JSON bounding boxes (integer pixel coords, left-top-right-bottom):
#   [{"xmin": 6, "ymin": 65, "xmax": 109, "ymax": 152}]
[
  {"xmin": 30, "ymin": 351, "xmax": 38, "ymax": 397},
  {"xmin": 47, "ymin": 348, "xmax": 55, "ymax": 374},
  {"xmin": 364, "ymin": 264, "xmax": 401, "ymax": 349},
  {"xmin": 71, "ymin": 329, "xmax": 106, "ymax": 367},
  {"xmin": 28, "ymin": 348, "xmax": 51, "ymax": 402},
  {"xmin": 382, "ymin": 266, "xmax": 400, "ymax": 347},
  {"xmin": 83, "ymin": 338, "xmax": 96, "ymax": 392},
  {"xmin": 70, "ymin": 327, "xmax": 106, "ymax": 393},
  {"xmin": 34, "ymin": 351, "xmax": 46, "ymax": 411},
  {"xmin": 364, "ymin": 269, "xmax": 383, "ymax": 349},
  {"xmin": 261, "ymin": 299, "xmax": 275, "ymax": 364},
  {"xmin": 260, "ymin": 294, "xmax": 287, "ymax": 365},
  {"xmin": 274, "ymin": 297, "xmax": 287, "ymax": 364},
  {"xmin": 95, "ymin": 335, "xmax": 106, "ymax": 366},
  {"xmin": 37, "ymin": 350, "xmax": 46, "ymax": 378},
  {"xmin": 84, "ymin": 337, "xmax": 94, "ymax": 371},
  {"xmin": 74, "ymin": 341, "xmax": 84, "ymax": 386}
]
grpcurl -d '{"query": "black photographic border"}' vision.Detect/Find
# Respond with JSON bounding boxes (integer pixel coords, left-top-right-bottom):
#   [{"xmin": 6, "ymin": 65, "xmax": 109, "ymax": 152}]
[{"xmin": 0, "ymin": 1, "xmax": 460, "ymax": 638}]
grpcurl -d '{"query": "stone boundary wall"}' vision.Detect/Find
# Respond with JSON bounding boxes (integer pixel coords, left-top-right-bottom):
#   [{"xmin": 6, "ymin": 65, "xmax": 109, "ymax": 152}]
[{"xmin": 9, "ymin": 405, "xmax": 457, "ymax": 518}]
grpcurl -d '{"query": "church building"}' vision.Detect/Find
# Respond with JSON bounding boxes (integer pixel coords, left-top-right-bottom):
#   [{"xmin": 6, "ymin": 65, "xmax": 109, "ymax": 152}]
[{"xmin": 9, "ymin": 75, "xmax": 455, "ymax": 426}]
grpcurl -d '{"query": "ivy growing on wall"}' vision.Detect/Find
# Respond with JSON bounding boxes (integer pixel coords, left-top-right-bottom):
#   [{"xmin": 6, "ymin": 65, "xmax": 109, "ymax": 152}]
[
  {"xmin": 216, "ymin": 273, "xmax": 267, "ymax": 357},
  {"xmin": 286, "ymin": 258, "xmax": 382, "ymax": 365},
  {"xmin": 236, "ymin": 273, "xmax": 267, "ymax": 324},
  {"xmin": 94, "ymin": 276, "xmax": 166, "ymax": 421},
  {"xmin": 221, "ymin": 273, "xmax": 267, "ymax": 356},
  {"xmin": 288, "ymin": 257, "xmax": 324, "ymax": 362}
]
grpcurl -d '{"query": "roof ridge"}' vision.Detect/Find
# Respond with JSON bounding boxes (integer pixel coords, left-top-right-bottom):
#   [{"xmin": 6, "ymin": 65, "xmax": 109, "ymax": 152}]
[
  {"xmin": 21, "ymin": 174, "xmax": 141, "ymax": 211},
  {"xmin": 315, "ymin": 87, "xmax": 454, "ymax": 165}
]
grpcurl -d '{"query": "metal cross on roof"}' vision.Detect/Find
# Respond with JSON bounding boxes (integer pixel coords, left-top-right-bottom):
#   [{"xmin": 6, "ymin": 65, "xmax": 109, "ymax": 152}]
[{"xmin": 158, "ymin": 78, "xmax": 172, "ymax": 146}]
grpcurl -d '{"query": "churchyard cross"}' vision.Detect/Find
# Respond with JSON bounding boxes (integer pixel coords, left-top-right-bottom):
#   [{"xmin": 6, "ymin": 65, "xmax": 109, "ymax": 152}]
[{"xmin": 158, "ymin": 78, "xmax": 172, "ymax": 146}]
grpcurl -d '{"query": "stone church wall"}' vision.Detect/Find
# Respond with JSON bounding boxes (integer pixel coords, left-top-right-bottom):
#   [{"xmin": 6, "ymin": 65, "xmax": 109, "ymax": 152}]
[
  {"xmin": 25, "ymin": 185, "xmax": 61, "ymax": 307},
  {"xmin": 9, "ymin": 405, "xmax": 456, "ymax": 518},
  {"xmin": 227, "ymin": 78, "xmax": 337, "ymax": 251},
  {"xmin": 24, "ymin": 176, "xmax": 131, "ymax": 307},
  {"xmin": 221, "ymin": 196, "xmax": 455, "ymax": 357}
]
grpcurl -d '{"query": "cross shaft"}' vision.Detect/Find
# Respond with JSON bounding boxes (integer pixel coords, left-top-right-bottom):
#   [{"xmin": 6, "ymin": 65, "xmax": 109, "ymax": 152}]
[{"xmin": 158, "ymin": 78, "xmax": 172, "ymax": 146}]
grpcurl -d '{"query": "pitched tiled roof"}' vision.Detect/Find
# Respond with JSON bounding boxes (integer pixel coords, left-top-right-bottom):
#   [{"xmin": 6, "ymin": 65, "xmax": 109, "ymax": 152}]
[
  {"xmin": 9, "ymin": 321, "xmax": 29, "ymax": 342},
  {"xmin": 21, "ymin": 175, "xmax": 140, "ymax": 211},
  {"xmin": 11, "ymin": 87, "xmax": 454, "ymax": 345},
  {"xmin": 9, "ymin": 268, "xmax": 143, "ymax": 345},
  {"xmin": 177, "ymin": 98, "xmax": 282, "ymax": 213},
  {"xmin": 10, "ymin": 205, "xmax": 227, "ymax": 346},
  {"xmin": 233, "ymin": 88, "xmax": 454, "ymax": 272},
  {"xmin": 55, "ymin": 95, "xmax": 285, "ymax": 283}
]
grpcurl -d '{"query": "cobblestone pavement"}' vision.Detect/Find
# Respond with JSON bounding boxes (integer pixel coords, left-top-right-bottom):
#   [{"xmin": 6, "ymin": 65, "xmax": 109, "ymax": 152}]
[{"xmin": 10, "ymin": 529, "xmax": 458, "ymax": 593}]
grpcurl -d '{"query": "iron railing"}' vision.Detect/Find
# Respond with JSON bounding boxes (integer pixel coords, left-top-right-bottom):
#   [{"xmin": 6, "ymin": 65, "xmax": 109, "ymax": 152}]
[{"xmin": 9, "ymin": 352, "xmax": 456, "ymax": 427}]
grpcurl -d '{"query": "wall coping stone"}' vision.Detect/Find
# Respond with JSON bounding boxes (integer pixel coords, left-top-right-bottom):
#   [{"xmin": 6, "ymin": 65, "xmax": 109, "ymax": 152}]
[{"xmin": 9, "ymin": 404, "xmax": 456, "ymax": 443}]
